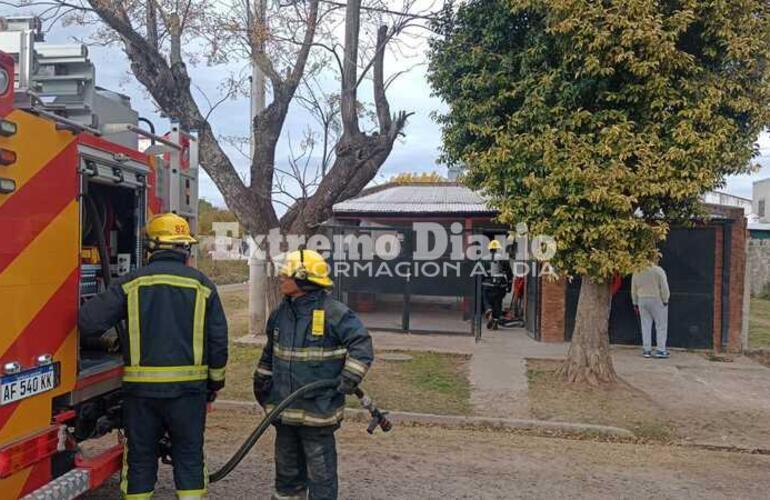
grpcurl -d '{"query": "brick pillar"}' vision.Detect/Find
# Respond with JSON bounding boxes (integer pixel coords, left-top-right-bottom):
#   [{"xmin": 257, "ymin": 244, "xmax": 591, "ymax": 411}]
[
  {"xmin": 540, "ymin": 277, "xmax": 566, "ymax": 342},
  {"xmin": 712, "ymin": 216, "xmax": 748, "ymax": 353}
]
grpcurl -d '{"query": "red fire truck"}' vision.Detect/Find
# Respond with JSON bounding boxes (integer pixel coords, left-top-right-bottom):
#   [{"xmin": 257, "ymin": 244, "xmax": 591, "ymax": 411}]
[{"xmin": 0, "ymin": 17, "xmax": 199, "ymax": 499}]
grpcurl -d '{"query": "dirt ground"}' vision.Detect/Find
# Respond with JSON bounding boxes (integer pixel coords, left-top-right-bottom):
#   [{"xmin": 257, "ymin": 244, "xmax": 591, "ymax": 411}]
[
  {"xmin": 84, "ymin": 406, "xmax": 770, "ymax": 499},
  {"xmin": 527, "ymin": 359, "xmax": 675, "ymax": 441},
  {"xmin": 527, "ymin": 356, "xmax": 770, "ymax": 448},
  {"xmin": 747, "ymin": 349, "xmax": 770, "ymax": 368}
]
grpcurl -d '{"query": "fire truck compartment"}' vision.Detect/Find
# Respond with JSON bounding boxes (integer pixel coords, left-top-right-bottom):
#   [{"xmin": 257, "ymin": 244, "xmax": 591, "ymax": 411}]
[{"xmin": 77, "ymin": 157, "xmax": 148, "ymax": 388}]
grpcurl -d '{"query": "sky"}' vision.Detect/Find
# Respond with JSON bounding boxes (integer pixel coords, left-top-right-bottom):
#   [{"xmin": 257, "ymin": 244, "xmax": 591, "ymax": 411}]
[
  {"xmin": 18, "ymin": 6, "xmax": 447, "ymax": 209},
  {"xmin": 5, "ymin": 3, "xmax": 770, "ymax": 207}
]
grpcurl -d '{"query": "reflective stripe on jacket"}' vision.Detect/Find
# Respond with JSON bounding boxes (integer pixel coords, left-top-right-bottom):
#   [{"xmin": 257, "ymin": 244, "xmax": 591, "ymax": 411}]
[
  {"xmin": 78, "ymin": 250, "xmax": 229, "ymax": 397},
  {"xmin": 258, "ymin": 290, "xmax": 373, "ymax": 426}
]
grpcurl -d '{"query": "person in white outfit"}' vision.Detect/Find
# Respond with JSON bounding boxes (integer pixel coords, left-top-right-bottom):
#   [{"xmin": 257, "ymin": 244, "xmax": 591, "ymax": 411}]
[{"xmin": 631, "ymin": 263, "xmax": 670, "ymax": 358}]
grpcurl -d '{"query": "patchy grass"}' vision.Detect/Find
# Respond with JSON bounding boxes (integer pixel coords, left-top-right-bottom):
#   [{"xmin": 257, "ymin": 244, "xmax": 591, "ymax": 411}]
[
  {"xmin": 221, "ymin": 288, "xmax": 249, "ymax": 338},
  {"xmin": 217, "ymin": 289, "xmax": 258, "ymax": 401},
  {"xmin": 219, "ymin": 343, "xmax": 261, "ymax": 402},
  {"xmin": 198, "ymin": 256, "xmax": 248, "ymax": 285},
  {"xmin": 526, "ymin": 359, "xmax": 675, "ymax": 442},
  {"xmin": 219, "ymin": 342, "xmax": 472, "ymax": 416},
  {"xmin": 349, "ymin": 352, "xmax": 472, "ymax": 416},
  {"xmin": 218, "ymin": 289, "xmax": 472, "ymax": 415},
  {"xmin": 749, "ymin": 297, "xmax": 770, "ymax": 349}
]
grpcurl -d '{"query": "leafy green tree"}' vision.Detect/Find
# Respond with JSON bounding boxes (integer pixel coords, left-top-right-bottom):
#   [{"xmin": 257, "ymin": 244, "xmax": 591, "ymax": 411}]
[{"xmin": 429, "ymin": 0, "xmax": 770, "ymax": 383}]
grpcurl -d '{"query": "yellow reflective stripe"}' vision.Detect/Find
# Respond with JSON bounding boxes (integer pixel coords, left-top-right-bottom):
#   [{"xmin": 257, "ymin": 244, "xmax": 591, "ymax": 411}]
[
  {"xmin": 208, "ymin": 366, "xmax": 226, "ymax": 382},
  {"xmin": 120, "ymin": 439, "xmax": 128, "ymax": 497},
  {"xmin": 125, "ymin": 274, "xmax": 212, "ymax": 295},
  {"xmin": 193, "ymin": 288, "xmax": 206, "ymax": 366},
  {"xmin": 121, "ymin": 274, "xmax": 211, "ymax": 368},
  {"xmin": 122, "ymin": 439, "xmax": 154, "ymax": 499},
  {"xmin": 122, "ymin": 286, "xmax": 141, "ymax": 367},
  {"xmin": 344, "ymin": 357, "xmax": 369, "ymax": 377},
  {"xmin": 276, "ymin": 344, "xmax": 346, "ymax": 353},
  {"xmin": 265, "ymin": 405, "xmax": 345, "ymax": 426},
  {"xmin": 256, "ymin": 366, "xmax": 272, "ymax": 377},
  {"xmin": 273, "ymin": 345, "xmax": 347, "ymax": 361},
  {"xmin": 123, "ymin": 365, "xmax": 208, "ymax": 383},
  {"xmin": 177, "ymin": 489, "xmax": 206, "ymax": 499}
]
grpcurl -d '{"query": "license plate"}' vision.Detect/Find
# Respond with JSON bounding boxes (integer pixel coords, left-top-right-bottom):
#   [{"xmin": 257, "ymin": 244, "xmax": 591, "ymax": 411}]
[{"xmin": 0, "ymin": 365, "xmax": 56, "ymax": 406}]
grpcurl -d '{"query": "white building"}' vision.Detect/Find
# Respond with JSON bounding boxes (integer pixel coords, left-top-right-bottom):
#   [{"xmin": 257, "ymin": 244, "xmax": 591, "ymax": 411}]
[
  {"xmin": 702, "ymin": 191, "xmax": 753, "ymax": 217},
  {"xmin": 753, "ymin": 178, "xmax": 770, "ymax": 223}
]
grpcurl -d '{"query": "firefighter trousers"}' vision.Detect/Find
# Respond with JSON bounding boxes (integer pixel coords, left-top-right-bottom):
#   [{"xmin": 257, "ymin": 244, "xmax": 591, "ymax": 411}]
[
  {"xmin": 483, "ymin": 285, "xmax": 507, "ymax": 320},
  {"xmin": 122, "ymin": 393, "xmax": 208, "ymax": 499},
  {"xmin": 273, "ymin": 423, "xmax": 339, "ymax": 500}
]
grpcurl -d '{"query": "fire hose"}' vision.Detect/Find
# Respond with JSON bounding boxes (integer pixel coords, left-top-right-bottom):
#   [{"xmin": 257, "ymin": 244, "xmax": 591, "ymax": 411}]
[{"xmin": 174, "ymin": 378, "xmax": 393, "ymax": 483}]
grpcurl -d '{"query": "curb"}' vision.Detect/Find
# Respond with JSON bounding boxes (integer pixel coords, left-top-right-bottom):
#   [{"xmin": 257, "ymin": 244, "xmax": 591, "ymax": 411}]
[
  {"xmin": 213, "ymin": 400, "xmax": 634, "ymax": 439},
  {"xmin": 678, "ymin": 441, "xmax": 770, "ymax": 456}
]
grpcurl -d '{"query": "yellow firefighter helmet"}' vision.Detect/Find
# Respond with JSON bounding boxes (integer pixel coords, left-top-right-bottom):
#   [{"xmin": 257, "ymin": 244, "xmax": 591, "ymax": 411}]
[
  {"xmin": 279, "ymin": 248, "xmax": 333, "ymax": 288},
  {"xmin": 146, "ymin": 213, "xmax": 198, "ymax": 248},
  {"xmin": 488, "ymin": 239, "xmax": 502, "ymax": 251}
]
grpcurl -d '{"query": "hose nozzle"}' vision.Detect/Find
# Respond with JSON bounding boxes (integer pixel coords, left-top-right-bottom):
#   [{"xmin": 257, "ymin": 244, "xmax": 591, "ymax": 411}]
[{"xmin": 354, "ymin": 388, "xmax": 392, "ymax": 434}]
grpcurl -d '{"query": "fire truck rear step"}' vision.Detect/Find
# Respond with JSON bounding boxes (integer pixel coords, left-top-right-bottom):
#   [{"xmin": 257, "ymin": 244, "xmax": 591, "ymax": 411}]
[{"xmin": 21, "ymin": 468, "xmax": 90, "ymax": 500}]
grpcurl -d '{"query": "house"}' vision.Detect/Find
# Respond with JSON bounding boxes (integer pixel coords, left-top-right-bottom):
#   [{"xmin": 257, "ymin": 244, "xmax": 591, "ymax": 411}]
[
  {"xmin": 748, "ymin": 179, "xmax": 770, "ymax": 297},
  {"xmin": 331, "ymin": 181, "xmax": 498, "ymax": 228},
  {"xmin": 754, "ymin": 178, "xmax": 770, "ymax": 223},
  {"xmin": 329, "ymin": 181, "xmax": 748, "ymax": 351},
  {"xmin": 532, "ymin": 204, "xmax": 747, "ymax": 352},
  {"xmin": 328, "ymin": 181, "xmax": 504, "ymax": 335},
  {"xmin": 702, "ymin": 191, "xmax": 753, "ymax": 216}
]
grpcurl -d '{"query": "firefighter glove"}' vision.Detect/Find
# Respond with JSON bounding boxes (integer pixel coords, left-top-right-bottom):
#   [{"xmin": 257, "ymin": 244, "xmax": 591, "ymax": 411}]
[
  {"xmin": 253, "ymin": 374, "xmax": 272, "ymax": 406},
  {"xmin": 337, "ymin": 374, "xmax": 358, "ymax": 395}
]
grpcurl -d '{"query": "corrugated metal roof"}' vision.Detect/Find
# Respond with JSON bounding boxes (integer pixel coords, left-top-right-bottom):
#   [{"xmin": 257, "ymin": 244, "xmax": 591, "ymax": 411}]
[
  {"xmin": 333, "ymin": 183, "xmax": 495, "ymax": 215},
  {"xmin": 749, "ymin": 221, "xmax": 770, "ymax": 231}
]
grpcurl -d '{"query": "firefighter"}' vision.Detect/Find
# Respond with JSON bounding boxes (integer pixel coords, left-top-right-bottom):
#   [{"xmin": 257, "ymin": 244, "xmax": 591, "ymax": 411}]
[
  {"xmin": 78, "ymin": 213, "xmax": 228, "ymax": 500},
  {"xmin": 482, "ymin": 239, "xmax": 512, "ymax": 330},
  {"xmin": 253, "ymin": 248, "xmax": 373, "ymax": 500}
]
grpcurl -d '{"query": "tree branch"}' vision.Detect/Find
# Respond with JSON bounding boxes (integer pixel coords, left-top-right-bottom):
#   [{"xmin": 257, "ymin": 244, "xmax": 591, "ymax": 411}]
[
  {"xmin": 340, "ymin": 0, "xmax": 361, "ymax": 135},
  {"xmin": 286, "ymin": 0, "xmax": 320, "ymax": 88},
  {"xmin": 146, "ymin": 0, "xmax": 159, "ymax": 49},
  {"xmin": 373, "ymin": 24, "xmax": 391, "ymax": 133}
]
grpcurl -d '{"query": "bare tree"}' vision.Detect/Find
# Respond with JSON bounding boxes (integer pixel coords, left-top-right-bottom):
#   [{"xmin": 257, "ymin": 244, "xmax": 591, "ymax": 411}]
[{"xmin": 30, "ymin": 0, "xmax": 421, "ymax": 241}]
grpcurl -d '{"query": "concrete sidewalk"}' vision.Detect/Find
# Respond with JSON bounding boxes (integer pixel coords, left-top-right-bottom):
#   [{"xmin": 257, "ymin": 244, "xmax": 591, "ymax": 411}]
[
  {"xmin": 239, "ymin": 321, "xmax": 770, "ymax": 447},
  {"xmin": 614, "ymin": 348, "xmax": 770, "ymax": 448},
  {"xmin": 468, "ymin": 327, "xmax": 770, "ymax": 448},
  {"xmin": 469, "ymin": 328, "xmax": 566, "ymax": 418}
]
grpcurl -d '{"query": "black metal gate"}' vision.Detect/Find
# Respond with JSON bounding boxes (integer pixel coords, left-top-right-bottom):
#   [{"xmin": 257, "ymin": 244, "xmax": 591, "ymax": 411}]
[
  {"xmin": 525, "ymin": 263, "xmax": 541, "ymax": 340},
  {"xmin": 326, "ymin": 224, "xmax": 484, "ymax": 336},
  {"xmin": 565, "ymin": 227, "xmax": 716, "ymax": 348}
]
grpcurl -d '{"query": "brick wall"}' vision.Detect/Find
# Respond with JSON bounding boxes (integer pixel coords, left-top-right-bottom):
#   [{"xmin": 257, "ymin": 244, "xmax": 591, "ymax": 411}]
[
  {"xmin": 540, "ymin": 277, "xmax": 566, "ymax": 342},
  {"xmin": 535, "ymin": 207, "xmax": 747, "ymax": 351},
  {"xmin": 712, "ymin": 212, "xmax": 747, "ymax": 352}
]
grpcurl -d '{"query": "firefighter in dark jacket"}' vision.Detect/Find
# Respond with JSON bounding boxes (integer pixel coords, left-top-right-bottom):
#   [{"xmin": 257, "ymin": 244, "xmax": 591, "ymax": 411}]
[
  {"xmin": 482, "ymin": 239, "xmax": 512, "ymax": 330},
  {"xmin": 253, "ymin": 248, "xmax": 373, "ymax": 500},
  {"xmin": 78, "ymin": 213, "xmax": 228, "ymax": 500}
]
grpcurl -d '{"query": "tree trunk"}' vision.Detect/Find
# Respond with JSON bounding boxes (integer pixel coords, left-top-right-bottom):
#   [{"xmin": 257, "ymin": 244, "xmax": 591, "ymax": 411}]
[
  {"xmin": 558, "ymin": 276, "xmax": 618, "ymax": 385},
  {"xmin": 265, "ymin": 275, "xmax": 283, "ymax": 313}
]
